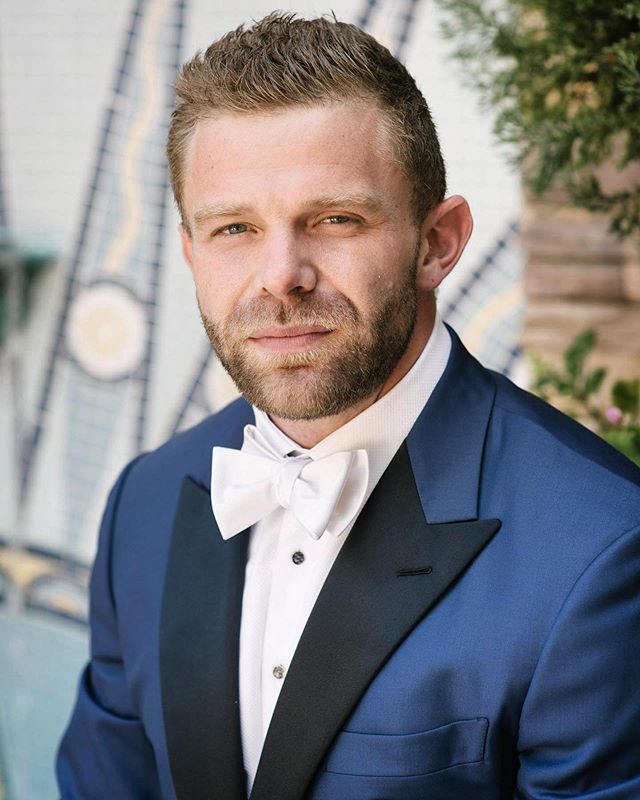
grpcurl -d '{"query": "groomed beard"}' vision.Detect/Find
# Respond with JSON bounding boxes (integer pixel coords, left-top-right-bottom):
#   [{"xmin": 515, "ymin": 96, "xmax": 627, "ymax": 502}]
[{"xmin": 200, "ymin": 259, "xmax": 419, "ymax": 421}]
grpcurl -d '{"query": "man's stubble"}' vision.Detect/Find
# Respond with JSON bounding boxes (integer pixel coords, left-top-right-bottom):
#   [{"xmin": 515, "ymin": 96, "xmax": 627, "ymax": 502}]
[{"xmin": 200, "ymin": 254, "xmax": 420, "ymax": 421}]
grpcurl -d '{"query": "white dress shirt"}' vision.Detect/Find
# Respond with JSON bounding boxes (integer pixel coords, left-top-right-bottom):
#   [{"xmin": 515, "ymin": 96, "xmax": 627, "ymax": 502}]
[{"xmin": 236, "ymin": 315, "xmax": 452, "ymax": 791}]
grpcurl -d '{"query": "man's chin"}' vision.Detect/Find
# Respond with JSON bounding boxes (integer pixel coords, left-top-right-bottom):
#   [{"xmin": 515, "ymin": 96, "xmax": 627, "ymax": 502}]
[{"xmin": 229, "ymin": 366, "xmax": 353, "ymax": 421}]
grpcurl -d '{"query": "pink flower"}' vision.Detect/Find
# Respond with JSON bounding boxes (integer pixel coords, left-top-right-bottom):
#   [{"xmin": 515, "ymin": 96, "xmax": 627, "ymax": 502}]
[{"xmin": 604, "ymin": 406, "xmax": 623, "ymax": 426}]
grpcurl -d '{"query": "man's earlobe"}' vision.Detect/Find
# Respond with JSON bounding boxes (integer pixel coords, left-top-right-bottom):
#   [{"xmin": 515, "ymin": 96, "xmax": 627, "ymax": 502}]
[
  {"xmin": 179, "ymin": 223, "xmax": 194, "ymax": 272},
  {"xmin": 417, "ymin": 195, "xmax": 473, "ymax": 291}
]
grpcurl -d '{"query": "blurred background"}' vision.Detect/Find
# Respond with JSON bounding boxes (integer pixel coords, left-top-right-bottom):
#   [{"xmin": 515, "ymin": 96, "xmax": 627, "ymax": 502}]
[{"xmin": 0, "ymin": 0, "xmax": 637, "ymax": 797}]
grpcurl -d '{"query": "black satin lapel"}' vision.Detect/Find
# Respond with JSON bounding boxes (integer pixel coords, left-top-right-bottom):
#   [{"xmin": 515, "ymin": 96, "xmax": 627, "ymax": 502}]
[
  {"xmin": 250, "ymin": 444, "xmax": 500, "ymax": 800},
  {"xmin": 160, "ymin": 476, "xmax": 249, "ymax": 800}
]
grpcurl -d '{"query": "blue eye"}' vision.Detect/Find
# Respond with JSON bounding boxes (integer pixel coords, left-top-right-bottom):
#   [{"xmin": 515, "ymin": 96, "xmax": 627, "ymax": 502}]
[{"xmin": 225, "ymin": 223, "xmax": 249, "ymax": 234}]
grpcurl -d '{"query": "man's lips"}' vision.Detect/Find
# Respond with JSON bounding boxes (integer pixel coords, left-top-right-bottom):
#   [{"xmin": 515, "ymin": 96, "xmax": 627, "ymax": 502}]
[{"xmin": 248, "ymin": 325, "xmax": 332, "ymax": 352}]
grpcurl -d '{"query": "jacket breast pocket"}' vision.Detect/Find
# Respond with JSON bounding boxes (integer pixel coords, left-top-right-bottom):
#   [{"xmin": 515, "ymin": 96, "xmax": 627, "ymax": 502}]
[{"xmin": 324, "ymin": 717, "xmax": 489, "ymax": 778}]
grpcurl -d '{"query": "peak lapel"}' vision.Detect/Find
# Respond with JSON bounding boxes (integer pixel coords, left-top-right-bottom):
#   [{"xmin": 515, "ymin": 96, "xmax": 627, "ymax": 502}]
[
  {"xmin": 407, "ymin": 326, "xmax": 496, "ymax": 524},
  {"xmin": 250, "ymin": 444, "xmax": 501, "ymax": 800},
  {"xmin": 160, "ymin": 476, "xmax": 249, "ymax": 800}
]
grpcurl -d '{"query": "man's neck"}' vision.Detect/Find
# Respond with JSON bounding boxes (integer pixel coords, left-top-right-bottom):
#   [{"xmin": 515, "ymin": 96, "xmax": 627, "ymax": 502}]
[{"xmin": 269, "ymin": 300, "xmax": 435, "ymax": 448}]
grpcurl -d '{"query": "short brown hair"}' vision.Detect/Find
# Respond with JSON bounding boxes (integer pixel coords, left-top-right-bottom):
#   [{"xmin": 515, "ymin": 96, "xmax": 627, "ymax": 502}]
[{"xmin": 167, "ymin": 12, "xmax": 446, "ymax": 227}]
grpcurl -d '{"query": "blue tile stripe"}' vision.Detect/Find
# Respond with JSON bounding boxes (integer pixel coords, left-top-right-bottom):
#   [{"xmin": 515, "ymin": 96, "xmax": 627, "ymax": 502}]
[
  {"xmin": 442, "ymin": 221, "xmax": 519, "ymax": 319},
  {"xmin": 135, "ymin": 0, "xmax": 187, "ymax": 452},
  {"xmin": 168, "ymin": 343, "xmax": 214, "ymax": 436}
]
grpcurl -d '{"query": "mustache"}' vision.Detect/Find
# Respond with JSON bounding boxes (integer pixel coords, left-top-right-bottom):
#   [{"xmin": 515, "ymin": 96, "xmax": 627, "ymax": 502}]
[{"xmin": 212, "ymin": 295, "xmax": 361, "ymax": 336}]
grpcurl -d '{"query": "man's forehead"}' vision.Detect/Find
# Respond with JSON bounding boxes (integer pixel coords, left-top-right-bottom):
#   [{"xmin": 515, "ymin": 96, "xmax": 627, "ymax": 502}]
[
  {"xmin": 185, "ymin": 101, "xmax": 395, "ymax": 164},
  {"xmin": 182, "ymin": 103, "xmax": 408, "ymax": 220}
]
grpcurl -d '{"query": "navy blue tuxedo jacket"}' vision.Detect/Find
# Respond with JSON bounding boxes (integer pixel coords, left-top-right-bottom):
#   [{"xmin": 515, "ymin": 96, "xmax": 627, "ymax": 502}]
[{"xmin": 57, "ymin": 329, "xmax": 640, "ymax": 799}]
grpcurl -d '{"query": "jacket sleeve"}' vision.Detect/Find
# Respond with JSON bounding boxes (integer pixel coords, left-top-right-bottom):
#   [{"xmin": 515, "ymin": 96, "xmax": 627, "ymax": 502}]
[
  {"xmin": 56, "ymin": 456, "xmax": 163, "ymax": 799},
  {"xmin": 515, "ymin": 522, "xmax": 640, "ymax": 799}
]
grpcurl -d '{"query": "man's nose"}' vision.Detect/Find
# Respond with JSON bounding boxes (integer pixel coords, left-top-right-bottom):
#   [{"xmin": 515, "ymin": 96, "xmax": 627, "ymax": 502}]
[{"xmin": 254, "ymin": 229, "xmax": 317, "ymax": 300}]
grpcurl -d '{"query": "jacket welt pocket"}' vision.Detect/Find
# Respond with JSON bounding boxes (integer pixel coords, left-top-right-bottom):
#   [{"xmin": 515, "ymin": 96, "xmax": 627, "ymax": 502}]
[{"xmin": 325, "ymin": 717, "xmax": 489, "ymax": 778}]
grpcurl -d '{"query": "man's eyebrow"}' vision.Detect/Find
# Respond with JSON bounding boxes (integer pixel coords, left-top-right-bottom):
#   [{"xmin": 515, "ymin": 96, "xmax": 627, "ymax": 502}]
[
  {"xmin": 193, "ymin": 203, "xmax": 252, "ymax": 227},
  {"xmin": 308, "ymin": 192, "xmax": 387, "ymax": 212}
]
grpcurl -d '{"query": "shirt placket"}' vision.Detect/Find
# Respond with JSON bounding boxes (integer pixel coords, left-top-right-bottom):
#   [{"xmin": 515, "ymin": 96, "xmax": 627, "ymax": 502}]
[{"xmin": 260, "ymin": 510, "xmax": 311, "ymax": 737}]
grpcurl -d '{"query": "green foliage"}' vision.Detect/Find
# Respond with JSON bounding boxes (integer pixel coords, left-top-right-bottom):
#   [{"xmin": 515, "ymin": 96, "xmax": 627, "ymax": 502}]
[
  {"xmin": 564, "ymin": 329, "xmax": 596, "ymax": 385},
  {"xmin": 436, "ymin": 0, "xmax": 640, "ymax": 239},
  {"xmin": 531, "ymin": 328, "xmax": 640, "ymax": 465},
  {"xmin": 612, "ymin": 377, "xmax": 640, "ymax": 415}
]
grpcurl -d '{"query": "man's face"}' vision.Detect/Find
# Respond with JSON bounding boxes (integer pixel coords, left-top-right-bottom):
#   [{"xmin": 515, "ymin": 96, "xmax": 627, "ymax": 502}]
[{"xmin": 180, "ymin": 102, "xmax": 427, "ymax": 420}]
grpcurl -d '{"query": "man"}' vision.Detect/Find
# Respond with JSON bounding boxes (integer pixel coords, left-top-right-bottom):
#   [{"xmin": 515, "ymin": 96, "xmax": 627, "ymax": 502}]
[{"xmin": 57, "ymin": 12, "xmax": 640, "ymax": 800}]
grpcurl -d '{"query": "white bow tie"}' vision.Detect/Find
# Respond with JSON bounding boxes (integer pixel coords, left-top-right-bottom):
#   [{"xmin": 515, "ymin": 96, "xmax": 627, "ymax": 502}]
[{"xmin": 211, "ymin": 424, "xmax": 369, "ymax": 540}]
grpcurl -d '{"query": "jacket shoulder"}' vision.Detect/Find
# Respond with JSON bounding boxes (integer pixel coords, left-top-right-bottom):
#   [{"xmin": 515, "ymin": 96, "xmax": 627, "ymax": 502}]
[{"xmin": 490, "ymin": 369, "xmax": 640, "ymax": 488}]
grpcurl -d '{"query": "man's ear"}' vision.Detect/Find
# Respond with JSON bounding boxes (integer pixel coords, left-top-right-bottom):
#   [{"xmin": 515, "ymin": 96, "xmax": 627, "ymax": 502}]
[
  {"xmin": 416, "ymin": 195, "xmax": 473, "ymax": 291},
  {"xmin": 179, "ymin": 223, "xmax": 194, "ymax": 272}
]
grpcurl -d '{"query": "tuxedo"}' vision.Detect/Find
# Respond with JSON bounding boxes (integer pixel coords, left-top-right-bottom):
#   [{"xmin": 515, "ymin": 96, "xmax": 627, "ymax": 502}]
[{"xmin": 57, "ymin": 328, "xmax": 640, "ymax": 799}]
